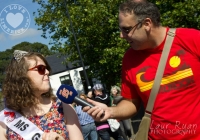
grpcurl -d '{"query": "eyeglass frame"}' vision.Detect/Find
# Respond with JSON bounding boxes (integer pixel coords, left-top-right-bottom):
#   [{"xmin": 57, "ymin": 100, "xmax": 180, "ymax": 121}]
[
  {"xmin": 28, "ymin": 64, "xmax": 49, "ymax": 75},
  {"xmin": 119, "ymin": 21, "xmax": 143, "ymax": 35}
]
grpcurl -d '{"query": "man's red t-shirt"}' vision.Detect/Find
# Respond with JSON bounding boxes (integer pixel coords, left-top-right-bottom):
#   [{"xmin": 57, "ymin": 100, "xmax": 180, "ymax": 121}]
[{"xmin": 121, "ymin": 28, "xmax": 200, "ymax": 139}]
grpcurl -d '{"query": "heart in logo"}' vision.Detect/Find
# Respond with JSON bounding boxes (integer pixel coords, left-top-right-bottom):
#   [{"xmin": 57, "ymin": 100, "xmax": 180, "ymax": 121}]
[{"xmin": 6, "ymin": 13, "xmax": 24, "ymax": 28}]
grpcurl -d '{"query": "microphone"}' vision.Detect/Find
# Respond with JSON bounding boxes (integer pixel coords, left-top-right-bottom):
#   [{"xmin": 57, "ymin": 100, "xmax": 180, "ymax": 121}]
[{"xmin": 56, "ymin": 84, "xmax": 94, "ymax": 108}]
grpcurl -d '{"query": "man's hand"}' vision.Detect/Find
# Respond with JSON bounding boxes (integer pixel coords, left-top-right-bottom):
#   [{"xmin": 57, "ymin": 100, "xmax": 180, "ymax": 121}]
[{"xmin": 82, "ymin": 98, "xmax": 112, "ymax": 122}]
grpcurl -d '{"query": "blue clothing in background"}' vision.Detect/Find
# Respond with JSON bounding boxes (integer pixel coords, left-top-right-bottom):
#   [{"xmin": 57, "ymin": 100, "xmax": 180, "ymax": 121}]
[
  {"xmin": 75, "ymin": 105, "xmax": 98, "ymax": 140},
  {"xmin": 75, "ymin": 105, "xmax": 95, "ymax": 125}
]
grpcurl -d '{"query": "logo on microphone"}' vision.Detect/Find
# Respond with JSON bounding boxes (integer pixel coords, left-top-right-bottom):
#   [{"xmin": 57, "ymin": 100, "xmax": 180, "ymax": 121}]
[
  {"xmin": 0, "ymin": 4, "xmax": 30, "ymax": 35},
  {"xmin": 59, "ymin": 88, "xmax": 73, "ymax": 98}
]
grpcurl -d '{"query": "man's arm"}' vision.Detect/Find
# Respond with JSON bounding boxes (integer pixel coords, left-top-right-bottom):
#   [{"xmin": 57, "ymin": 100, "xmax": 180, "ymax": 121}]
[
  {"xmin": 109, "ymin": 98, "xmax": 140, "ymax": 120},
  {"xmin": 83, "ymin": 98, "xmax": 140, "ymax": 121}
]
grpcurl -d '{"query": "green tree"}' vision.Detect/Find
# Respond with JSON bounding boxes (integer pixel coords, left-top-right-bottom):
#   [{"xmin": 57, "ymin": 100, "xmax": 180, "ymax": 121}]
[
  {"xmin": 11, "ymin": 41, "xmax": 53, "ymax": 56},
  {"xmin": 152, "ymin": 0, "xmax": 200, "ymax": 28},
  {"xmin": 0, "ymin": 50, "xmax": 11, "ymax": 88},
  {"xmin": 33, "ymin": 0, "xmax": 200, "ymax": 89}
]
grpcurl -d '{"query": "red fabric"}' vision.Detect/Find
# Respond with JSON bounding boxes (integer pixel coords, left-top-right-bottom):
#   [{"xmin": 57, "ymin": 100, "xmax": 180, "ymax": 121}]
[
  {"xmin": 4, "ymin": 111, "xmax": 15, "ymax": 118},
  {"xmin": 121, "ymin": 27, "xmax": 200, "ymax": 139}
]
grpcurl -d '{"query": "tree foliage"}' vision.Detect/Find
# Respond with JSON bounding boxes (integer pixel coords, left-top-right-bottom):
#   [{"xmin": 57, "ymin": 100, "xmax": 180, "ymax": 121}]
[
  {"xmin": 153, "ymin": 0, "xmax": 200, "ymax": 28},
  {"xmin": 33, "ymin": 0, "xmax": 200, "ymax": 89}
]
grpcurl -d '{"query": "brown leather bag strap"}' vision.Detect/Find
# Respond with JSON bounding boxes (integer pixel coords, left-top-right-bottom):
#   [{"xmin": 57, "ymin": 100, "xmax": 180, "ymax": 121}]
[{"xmin": 145, "ymin": 28, "xmax": 176, "ymax": 116}]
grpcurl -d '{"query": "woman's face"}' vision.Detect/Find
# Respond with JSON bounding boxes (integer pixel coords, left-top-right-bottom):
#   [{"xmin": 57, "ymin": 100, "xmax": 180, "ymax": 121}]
[
  {"xmin": 94, "ymin": 89, "xmax": 103, "ymax": 96},
  {"xmin": 112, "ymin": 88, "xmax": 118, "ymax": 96},
  {"xmin": 26, "ymin": 57, "xmax": 50, "ymax": 96}
]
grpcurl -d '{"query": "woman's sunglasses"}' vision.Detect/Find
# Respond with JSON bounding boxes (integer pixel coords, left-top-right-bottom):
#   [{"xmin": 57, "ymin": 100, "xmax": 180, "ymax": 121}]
[{"xmin": 28, "ymin": 65, "xmax": 49, "ymax": 75}]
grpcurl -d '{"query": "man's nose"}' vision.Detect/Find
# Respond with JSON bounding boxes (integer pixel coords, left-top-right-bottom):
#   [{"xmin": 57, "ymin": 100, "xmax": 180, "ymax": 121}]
[{"xmin": 120, "ymin": 32, "xmax": 125, "ymax": 38}]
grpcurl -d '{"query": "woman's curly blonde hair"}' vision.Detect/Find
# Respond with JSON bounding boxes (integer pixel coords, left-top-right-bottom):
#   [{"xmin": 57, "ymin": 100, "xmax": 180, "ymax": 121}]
[
  {"xmin": 2, "ymin": 51, "xmax": 56, "ymax": 114},
  {"xmin": 110, "ymin": 85, "xmax": 121, "ymax": 95}
]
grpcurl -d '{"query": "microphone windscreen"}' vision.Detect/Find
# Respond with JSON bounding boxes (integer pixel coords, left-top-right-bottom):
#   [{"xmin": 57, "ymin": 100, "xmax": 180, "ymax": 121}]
[{"xmin": 56, "ymin": 84, "xmax": 78, "ymax": 104}]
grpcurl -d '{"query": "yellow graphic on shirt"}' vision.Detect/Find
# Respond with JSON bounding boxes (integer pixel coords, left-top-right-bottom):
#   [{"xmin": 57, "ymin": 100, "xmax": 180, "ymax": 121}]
[
  {"xmin": 136, "ymin": 56, "xmax": 193, "ymax": 92},
  {"xmin": 169, "ymin": 56, "xmax": 181, "ymax": 68}
]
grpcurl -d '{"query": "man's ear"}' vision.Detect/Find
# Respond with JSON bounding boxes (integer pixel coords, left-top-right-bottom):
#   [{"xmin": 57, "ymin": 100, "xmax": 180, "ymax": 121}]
[{"xmin": 143, "ymin": 18, "xmax": 152, "ymax": 32}]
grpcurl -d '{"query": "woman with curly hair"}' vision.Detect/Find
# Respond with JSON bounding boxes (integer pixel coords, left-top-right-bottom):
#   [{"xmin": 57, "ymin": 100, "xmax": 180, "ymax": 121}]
[
  {"xmin": 110, "ymin": 85, "xmax": 121, "ymax": 106},
  {"xmin": 110, "ymin": 85, "xmax": 133, "ymax": 140},
  {"xmin": 0, "ymin": 50, "xmax": 83, "ymax": 140}
]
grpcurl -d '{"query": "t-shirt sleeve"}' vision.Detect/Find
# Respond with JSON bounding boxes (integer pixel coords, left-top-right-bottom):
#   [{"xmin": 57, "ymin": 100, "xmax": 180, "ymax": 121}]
[
  {"xmin": 121, "ymin": 79, "xmax": 139, "ymax": 99},
  {"xmin": 121, "ymin": 49, "xmax": 140, "ymax": 100},
  {"xmin": 176, "ymin": 28, "xmax": 200, "ymax": 59},
  {"xmin": 192, "ymin": 29, "xmax": 200, "ymax": 58}
]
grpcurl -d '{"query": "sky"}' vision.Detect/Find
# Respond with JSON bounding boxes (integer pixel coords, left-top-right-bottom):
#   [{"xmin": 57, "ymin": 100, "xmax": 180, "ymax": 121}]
[{"xmin": 0, "ymin": 0, "xmax": 51, "ymax": 52}]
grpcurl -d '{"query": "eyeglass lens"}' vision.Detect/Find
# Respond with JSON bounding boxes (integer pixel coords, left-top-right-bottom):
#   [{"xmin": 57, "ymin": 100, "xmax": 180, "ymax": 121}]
[
  {"xmin": 28, "ymin": 65, "xmax": 47, "ymax": 75},
  {"xmin": 37, "ymin": 65, "xmax": 46, "ymax": 75}
]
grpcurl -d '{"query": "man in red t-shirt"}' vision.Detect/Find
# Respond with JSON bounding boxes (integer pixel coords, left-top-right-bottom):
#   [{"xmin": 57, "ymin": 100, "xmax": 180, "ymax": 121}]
[{"xmin": 83, "ymin": 0, "xmax": 200, "ymax": 139}]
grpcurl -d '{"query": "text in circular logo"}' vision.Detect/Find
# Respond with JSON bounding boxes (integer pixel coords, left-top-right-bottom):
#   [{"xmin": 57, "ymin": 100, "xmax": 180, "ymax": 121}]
[{"xmin": 0, "ymin": 4, "xmax": 31, "ymax": 35}]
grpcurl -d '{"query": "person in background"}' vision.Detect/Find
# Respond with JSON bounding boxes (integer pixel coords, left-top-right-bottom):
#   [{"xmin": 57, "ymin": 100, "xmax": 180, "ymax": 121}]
[
  {"xmin": 87, "ymin": 89, "xmax": 94, "ymax": 99},
  {"xmin": 83, "ymin": 0, "xmax": 200, "ymax": 139},
  {"xmin": 92, "ymin": 84, "xmax": 124, "ymax": 140},
  {"xmin": 110, "ymin": 86, "xmax": 133, "ymax": 140},
  {"xmin": 110, "ymin": 85, "xmax": 121, "ymax": 106},
  {"xmin": 0, "ymin": 50, "xmax": 83, "ymax": 140},
  {"xmin": 111, "ymin": 85, "xmax": 121, "ymax": 98},
  {"xmin": 75, "ymin": 93, "xmax": 98, "ymax": 140}
]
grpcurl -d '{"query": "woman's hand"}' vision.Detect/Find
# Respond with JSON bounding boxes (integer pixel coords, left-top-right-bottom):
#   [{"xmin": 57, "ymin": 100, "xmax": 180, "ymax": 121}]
[{"xmin": 42, "ymin": 131, "xmax": 64, "ymax": 140}]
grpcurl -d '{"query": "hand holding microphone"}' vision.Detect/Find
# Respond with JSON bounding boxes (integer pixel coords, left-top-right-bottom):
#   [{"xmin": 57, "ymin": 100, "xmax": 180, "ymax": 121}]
[{"xmin": 56, "ymin": 84, "xmax": 105, "ymax": 119}]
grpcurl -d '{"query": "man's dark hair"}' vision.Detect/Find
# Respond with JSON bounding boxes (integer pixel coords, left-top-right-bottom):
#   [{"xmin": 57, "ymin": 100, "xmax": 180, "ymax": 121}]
[{"xmin": 119, "ymin": 0, "xmax": 161, "ymax": 27}]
